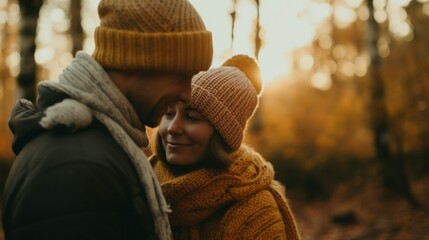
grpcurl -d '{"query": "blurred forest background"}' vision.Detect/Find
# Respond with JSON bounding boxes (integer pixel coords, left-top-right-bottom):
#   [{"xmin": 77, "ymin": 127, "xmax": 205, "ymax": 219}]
[{"xmin": 0, "ymin": 0, "xmax": 429, "ymax": 239}]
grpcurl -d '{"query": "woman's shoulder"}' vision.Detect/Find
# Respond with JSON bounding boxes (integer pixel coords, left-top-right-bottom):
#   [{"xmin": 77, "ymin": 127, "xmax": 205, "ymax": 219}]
[
  {"xmin": 217, "ymin": 189, "xmax": 288, "ymax": 239},
  {"xmin": 229, "ymin": 188, "xmax": 280, "ymax": 214}
]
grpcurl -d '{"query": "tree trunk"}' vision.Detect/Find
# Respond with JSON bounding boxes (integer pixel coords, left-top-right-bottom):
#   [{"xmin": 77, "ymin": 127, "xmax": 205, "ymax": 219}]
[
  {"xmin": 253, "ymin": 0, "xmax": 261, "ymax": 60},
  {"xmin": 229, "ymin": 0, "xmax": 237, "ymax": 53},
  {"xmin": 17, "ymin": 0, "xmax": 43, "ymax": 102},
  {"xmin": 405, "ymin": 1, "xmax": 429, "ymax": 169},
  {"xmin": 366, "ymin": 0, "xmax": 418, "ymax": 208},
  {"xmin": 0, "ymin": 0, "xmax": 20, "ymax": 160},
  {"xmin": 70, "ymin": 0, "xmax": 83, "ymax": 56},
  {"xmin": 249, "ymin": 0, "xmax": 262, "ymax": 133}
]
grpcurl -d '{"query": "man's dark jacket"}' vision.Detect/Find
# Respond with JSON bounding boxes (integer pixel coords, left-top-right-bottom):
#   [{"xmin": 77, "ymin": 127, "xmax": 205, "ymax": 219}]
[{"xmin": 2, "ymin": 87, "xmax": 156, "ymax": 239}]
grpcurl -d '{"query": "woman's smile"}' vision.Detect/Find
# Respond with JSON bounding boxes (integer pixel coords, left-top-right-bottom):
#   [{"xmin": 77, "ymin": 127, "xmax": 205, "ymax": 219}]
[
  {"xmin": 159, "ymin": 102, "xmax": 214, "ymax": 166},
  {"xmin": 166, "ymin": 141, "xmax": 193, "ymax": 149}
]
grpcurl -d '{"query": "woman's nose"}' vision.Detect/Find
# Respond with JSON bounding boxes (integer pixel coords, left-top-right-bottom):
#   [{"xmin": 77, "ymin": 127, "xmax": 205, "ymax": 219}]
[{"xmin": 167, "ymin": 115, "xmax": 184, "ymax": 135}]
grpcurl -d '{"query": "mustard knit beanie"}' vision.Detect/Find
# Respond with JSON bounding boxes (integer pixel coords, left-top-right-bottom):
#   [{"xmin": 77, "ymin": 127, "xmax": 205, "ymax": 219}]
[
  {"xmin": 189, "ymin": 55, "xmax": 263, "ymax": 151},
  {"xmin": 92, "ymin": 0, "xmax": 213, "ymax": 74}
]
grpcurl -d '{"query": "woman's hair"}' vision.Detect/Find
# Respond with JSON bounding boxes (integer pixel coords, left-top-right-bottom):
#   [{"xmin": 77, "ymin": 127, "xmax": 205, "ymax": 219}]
[
  {"xmin": 154, "ymin": 129, "xmax": 234, "ymax": 173},
  {"xmin": 270, "ymin": 180, "xmax": 287, "ymax": 199}
]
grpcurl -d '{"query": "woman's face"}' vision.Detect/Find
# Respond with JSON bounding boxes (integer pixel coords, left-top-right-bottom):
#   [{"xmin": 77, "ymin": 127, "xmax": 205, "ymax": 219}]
[{"xmin": 158, "ymin": 102, "xmax": 214, "ymax": 166}]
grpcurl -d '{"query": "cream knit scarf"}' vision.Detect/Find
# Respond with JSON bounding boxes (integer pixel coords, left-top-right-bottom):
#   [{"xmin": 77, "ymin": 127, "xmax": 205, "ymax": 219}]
[{"xmin": 38, "ymin": 51, "xmax": 172, "ymax": 240}]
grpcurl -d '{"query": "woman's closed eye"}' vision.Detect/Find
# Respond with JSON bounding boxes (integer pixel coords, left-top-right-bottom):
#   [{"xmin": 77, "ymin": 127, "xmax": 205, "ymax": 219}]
[{"xmin": 186, "ymin": 110, "xmax": 204, "ymax": 121}]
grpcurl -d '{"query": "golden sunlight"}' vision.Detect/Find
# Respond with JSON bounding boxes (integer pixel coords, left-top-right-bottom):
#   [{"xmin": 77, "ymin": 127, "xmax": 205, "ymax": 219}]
[
  {"xmin": 32, "ymin": 0, "xmax": 414, "ymax": 87},
  {"xmin": 189, "ymin": 0, "xmax": 323, "ymax": 84},
  {"xmin": 37, "ymin": 0, "xmax": 337, "ymax": 85}
]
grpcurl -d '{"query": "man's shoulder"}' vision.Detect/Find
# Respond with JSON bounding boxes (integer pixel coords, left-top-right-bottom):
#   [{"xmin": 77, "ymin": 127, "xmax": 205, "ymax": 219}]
[
  {"xmin": 3, "ymin": 124, "xmax": 140, "ymax": 211},
  {"xmin": 9, "ymin": 124, "xmax": 136, "ymax": 189},
  {"xmin": 26, "ymin": 124, "xmax": 125, "ymax": 163}
]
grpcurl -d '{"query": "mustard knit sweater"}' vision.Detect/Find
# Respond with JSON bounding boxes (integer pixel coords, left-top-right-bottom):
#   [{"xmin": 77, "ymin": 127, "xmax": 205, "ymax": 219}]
[{"xmin": 151, "ymin": 145, "xmax": 301, "ymax": 240}]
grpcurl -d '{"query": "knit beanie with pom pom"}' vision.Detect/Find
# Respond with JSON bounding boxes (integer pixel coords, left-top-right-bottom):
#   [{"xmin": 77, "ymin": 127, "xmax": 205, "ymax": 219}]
[
  {"xmin": 92, "ymin": 0, "xmax": 213, "ymax": 74},
  {"xmin": 189, "ymin": 55, "xmax": 263, "ymax": 151}
]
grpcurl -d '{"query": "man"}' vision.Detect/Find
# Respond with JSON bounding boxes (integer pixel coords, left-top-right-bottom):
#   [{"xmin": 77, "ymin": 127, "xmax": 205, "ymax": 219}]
[{"xmin": 2, "ymin": 0, "xmax": 212, "ymax": 239}]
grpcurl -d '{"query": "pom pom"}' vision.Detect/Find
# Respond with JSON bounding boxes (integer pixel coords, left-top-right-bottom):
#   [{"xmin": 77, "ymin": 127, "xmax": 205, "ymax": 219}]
[{"xmin": 222, "ymin": 54, "xmax": 263, "ymax": 95}]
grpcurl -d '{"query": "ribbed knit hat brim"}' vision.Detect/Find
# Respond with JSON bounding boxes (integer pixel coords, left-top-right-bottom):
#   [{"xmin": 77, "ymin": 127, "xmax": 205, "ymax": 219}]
[{"xmin": 93, "ymin": 27, "xmax": 212, "ymax": 73}]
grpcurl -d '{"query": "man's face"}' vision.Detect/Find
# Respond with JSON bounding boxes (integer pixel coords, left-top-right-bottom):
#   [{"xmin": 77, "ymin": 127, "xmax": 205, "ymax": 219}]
[{"xmin": 125, "ymin": 71, "xmax": 192, "ymax": 127}]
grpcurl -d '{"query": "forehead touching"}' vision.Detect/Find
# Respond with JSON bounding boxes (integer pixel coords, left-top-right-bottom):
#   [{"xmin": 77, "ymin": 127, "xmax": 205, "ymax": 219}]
[
  {"xmin": 184, "ymin": 105, "xmax": 198, "ymax": 111},
  {"xmin": 167, "ymin": 102, "xmax": 198, "ymax": 111}
]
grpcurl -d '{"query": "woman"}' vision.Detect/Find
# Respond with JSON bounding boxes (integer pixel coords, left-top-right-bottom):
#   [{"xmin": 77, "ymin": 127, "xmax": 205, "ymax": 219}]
[{"xmin": 150, "ymin": 55, "xmax": 301, "ymax": 240}]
